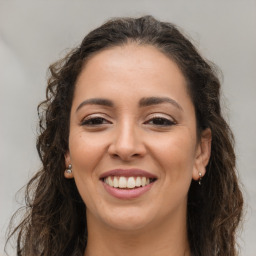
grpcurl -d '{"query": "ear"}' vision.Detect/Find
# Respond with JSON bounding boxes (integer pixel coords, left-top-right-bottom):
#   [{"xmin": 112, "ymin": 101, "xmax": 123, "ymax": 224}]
[
  {"xmin": 192, "ymin": 128, "xmax": 212, "ymax": 181},
  {"xmin": 64, "ymin": 151, "xmax": 74, "ymax": 179}
]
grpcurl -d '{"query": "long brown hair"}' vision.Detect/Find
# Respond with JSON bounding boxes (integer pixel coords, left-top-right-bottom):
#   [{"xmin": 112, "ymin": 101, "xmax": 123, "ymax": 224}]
[{"xmin": 7, "ymin": 16, "xmax": 243, "ymax": 256}]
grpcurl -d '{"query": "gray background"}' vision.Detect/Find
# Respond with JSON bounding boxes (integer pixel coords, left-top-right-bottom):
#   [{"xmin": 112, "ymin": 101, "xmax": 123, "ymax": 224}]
[{"xmin": 0, "ymin": 0, "xmax": 255, "ymax": 255}]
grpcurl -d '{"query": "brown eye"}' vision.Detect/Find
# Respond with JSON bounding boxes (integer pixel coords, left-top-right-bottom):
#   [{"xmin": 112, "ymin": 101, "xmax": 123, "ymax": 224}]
[
  {"xmin": 146, "ymin": 117, "xmax": 175, "ymax": 126},
  {"xmin": 81, "ymin": 117, "xmax": 110, "ymax": 126}
]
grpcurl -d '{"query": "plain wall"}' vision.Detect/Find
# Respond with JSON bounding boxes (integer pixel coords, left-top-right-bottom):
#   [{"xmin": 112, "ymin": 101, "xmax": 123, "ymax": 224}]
[{"xmin": 1, "ymin": 0, "xmax": 255, "ymax": 255}]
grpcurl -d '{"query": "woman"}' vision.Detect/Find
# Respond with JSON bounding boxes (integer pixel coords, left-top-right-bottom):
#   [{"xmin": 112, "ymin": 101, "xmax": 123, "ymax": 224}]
[{"xmin": 8, "ymin": 16, "xmax": 243, "ymax": 256}]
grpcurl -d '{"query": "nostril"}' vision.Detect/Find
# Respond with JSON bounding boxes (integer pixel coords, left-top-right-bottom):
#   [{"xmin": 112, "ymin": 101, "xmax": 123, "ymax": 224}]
[
  {"xmin": 107, "ymin": 135, "xmax": 147, "ymax": 161},
  {"xmin": 109, "ymin": 152, "xmax": 142, "ymax": 161},
  {"xmin": 110, "ymin": 154, "xmax": 120, "ymax": 159}
]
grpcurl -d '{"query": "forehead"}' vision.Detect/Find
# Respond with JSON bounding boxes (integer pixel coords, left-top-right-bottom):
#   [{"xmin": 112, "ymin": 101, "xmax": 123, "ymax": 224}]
[{"xmin": 74, "ymin": 44, "xmax": 191, "ymax": 106}]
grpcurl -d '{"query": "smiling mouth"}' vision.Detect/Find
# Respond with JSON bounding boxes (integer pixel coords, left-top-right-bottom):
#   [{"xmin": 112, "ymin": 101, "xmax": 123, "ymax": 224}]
[{"xmin": 101, "ymin": 176, "xmax": 157, "ymax": 189}]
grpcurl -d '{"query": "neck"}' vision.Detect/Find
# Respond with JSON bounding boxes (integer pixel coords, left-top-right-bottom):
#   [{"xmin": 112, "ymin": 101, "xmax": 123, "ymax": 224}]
[{"xmin": 84, "ymin": 210, "xmax": 191, "ymax": 256}]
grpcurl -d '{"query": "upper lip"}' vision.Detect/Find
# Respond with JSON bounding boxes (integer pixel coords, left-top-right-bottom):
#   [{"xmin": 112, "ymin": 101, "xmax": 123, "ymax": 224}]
[{"xmin": 99, "ymin": 168, "xmax": 158, "ymax": 179}]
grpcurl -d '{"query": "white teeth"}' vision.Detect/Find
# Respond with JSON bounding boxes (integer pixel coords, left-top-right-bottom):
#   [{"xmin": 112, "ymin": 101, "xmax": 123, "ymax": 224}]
[
  {"xmin": 107, "ymin": 176, "xmax": 113, "ymax": 186},
  {"xmin": 135, "ymin": 177, "xmax": 142, "ymax": 187},
  {"xmin": 113, "ymin": 176, "xmax": 118, "ymax": 188},
  {"xmin": 119, "ymin": 177, "xmax": 127, "ymax": 188},
  {"xmin": 104, "ymin": 176, "xmax": 153, "ymax": 189},
  {"xmin": 127, "ymin": 177, "xmax": 136, "ymax": 188}
]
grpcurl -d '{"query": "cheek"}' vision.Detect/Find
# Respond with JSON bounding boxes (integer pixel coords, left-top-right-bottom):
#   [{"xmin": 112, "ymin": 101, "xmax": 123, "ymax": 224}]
[
  {"xmin": 68, "ymin": 132, "xmax": 108, "ymax": 207},
  {"xmin": 69, "ymin": 131, "xmax": 107, "ymax": 171},
  {"xmin": 150, "ymin": 129, "xmax": 196, "ymax": 180}
]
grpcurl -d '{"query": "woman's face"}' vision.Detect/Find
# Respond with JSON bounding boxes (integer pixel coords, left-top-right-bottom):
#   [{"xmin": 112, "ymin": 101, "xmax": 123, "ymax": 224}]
[{"xmin": 65, "ymin": 44, "xmax": 211, "ymax": 231}]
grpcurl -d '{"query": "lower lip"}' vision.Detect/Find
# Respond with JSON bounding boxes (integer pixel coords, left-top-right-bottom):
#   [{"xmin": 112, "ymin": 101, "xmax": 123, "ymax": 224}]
[{"xmin": 102, "ymin": 181, "xmax": 155, "ymax": 199}]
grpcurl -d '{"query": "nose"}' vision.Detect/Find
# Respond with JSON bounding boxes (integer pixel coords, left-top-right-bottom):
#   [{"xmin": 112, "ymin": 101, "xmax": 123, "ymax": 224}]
[{"xmin": 108, "ymin": 121, "xmax": 146, "ymax": 161}]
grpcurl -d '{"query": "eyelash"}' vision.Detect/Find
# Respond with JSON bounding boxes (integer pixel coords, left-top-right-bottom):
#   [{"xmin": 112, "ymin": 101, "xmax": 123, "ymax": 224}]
[
  {"xmin": 81, "ymin": 116, "xmax": 176, "ymax": 127},
  {"xmin": 145, "ymin": 117, "xmax": 176, "ymax": 126},
  {"xmin": 81, "ymin": 117, "xmax": 111, "ymax": 126}
]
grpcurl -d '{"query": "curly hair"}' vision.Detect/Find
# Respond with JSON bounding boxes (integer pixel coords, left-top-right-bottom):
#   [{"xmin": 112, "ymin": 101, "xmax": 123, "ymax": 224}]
[{"xmin": 7, "ymin": 15, "xmax": 243, "ymax": 256}]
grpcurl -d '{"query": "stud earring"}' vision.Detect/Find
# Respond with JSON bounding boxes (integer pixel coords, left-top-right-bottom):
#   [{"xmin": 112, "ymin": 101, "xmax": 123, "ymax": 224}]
[
  {"xmin": 65, "ymin": 164, "xmax": 72, "ymax": 174},
  {"xmin": 198, "ymin": 172, "xmax": 202, "ymax": 185}
]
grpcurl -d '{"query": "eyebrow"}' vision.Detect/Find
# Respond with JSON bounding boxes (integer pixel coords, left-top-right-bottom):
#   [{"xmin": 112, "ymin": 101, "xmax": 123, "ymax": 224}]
[
  {"xmin": 139, "ymin": 97, "xmax": 183, "ymax": 111},
  {"xmin": 76, "ymin": 96, "xmax": 183, "ymax": 112},
  {"xmin": 76, "ymin": 98, "xmax": 113, "ymax": 112}
]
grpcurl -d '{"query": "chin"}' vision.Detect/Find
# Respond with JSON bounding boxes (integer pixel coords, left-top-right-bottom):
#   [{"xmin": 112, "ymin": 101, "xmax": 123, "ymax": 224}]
[
  {"xmin": 100, "ymin": 207, "xmax": 155, "ymax": 231},
  {"xmin": 107, "ymin": 217, "xmax": 150, "ymax": 231}
]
